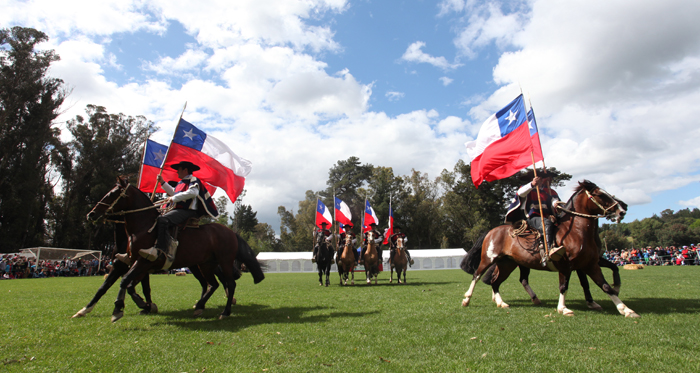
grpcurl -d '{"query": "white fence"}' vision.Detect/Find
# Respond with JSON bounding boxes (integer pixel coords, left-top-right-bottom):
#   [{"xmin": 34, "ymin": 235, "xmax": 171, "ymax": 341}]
[{"xmin": 256, "ymin": 249, "xmax": 466, "ymax": 273}]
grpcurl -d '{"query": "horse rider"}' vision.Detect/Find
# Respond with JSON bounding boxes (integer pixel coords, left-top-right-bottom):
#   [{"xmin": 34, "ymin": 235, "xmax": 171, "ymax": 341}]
[
  {"xmin": 311, "ymin": 222, "xmax": 332, "ymax": 263},
  {"xmin": 338, "ymin": 224, "xmax": 359, "ymax": 264},
  {"xmin": 359, "ymin": 222, "xmax": 383, "ymax": 265},
  {"xmin": 388, "ymin": 225, "xmax": 414, "ymax": 267},
  {"xmin": 506, "ymin": 168, "xmax": 565, "ymax": 265},
  {"xmin": 139, "ymin": 161, "xmax": 216, "ymax": 261}
]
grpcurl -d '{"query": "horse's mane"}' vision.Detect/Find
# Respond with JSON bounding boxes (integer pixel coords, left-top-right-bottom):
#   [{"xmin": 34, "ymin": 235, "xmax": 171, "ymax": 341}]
[
  {"xmin": 560, "ymin": 180, "xmax": 599, "ymax": 217},
  {"xmin": 117, "ymin": 175, "xmax": 157, "ymax": 212}
]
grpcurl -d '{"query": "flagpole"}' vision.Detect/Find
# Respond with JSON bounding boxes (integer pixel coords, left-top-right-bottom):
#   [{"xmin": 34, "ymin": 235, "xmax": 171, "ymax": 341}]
[
  {"xmin": 333, "ymin": 191, "xmax": 338, "ymax": 253},
  {"xmin": 136, "ymin": 137, "xmax": 149, "ymax": 190},
  {"xmin": 314, "ymin": 197, "xmax": 319, "ymax": 253},
  {"xmin": 531, "ymin": 151, "xmax": 550, "ymax": 260},
  {"xmin": 150, "ymin": 101, "xmax": 187, "ymax": 201}
]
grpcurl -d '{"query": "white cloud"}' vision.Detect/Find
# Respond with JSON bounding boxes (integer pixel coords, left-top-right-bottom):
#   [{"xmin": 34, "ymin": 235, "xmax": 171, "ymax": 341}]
[
  {"xmin": 439, "ymin": 76, "xmax": 453, "ymax": 86},
  {"xmin": 449, "ymin": 2, "xmax": 525, "ymax": 59},
  {"xmin": 146, "ymin": 49, "xmax": 209, "ymax": 74},
  {"xmin": 680, "ymin": 196, "xmax": 700, "ymax": 209},
  {"xmin": 401, "ymin": 41, "xmax": 462, "ymax": 70},
  {"xmin": 385, "ymin": 91, "xmax": 404, "ymax": 102},
  {"xmin": 464, "ymin": 0, "xmax": 700, "ymax": 208}
]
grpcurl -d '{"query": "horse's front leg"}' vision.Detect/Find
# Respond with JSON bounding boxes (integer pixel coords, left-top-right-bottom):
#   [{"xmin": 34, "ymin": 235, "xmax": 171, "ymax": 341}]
[
  {"xmin": 575, "ymin": 269, "xmax": 602, "ymax": 310},
  {"xmin": 72, "ymin": 260, "xmax": 129, "ymax": 318},
  {"xmin": 599, "ymin": 257, "xmax": 621, "ymax": 293},
  {"xmin": 113, "ymin": 261, "xmax": 149, "ymax": 322},
  {"xmin": 586, "ymin": 265, "xmax": 639, "ymax": 318},
  {"xmin": 462, "ymin": 260, "xmax": 495, "ymax": 307},
  {"xmin": 557, "ymin": 270, "xmax": 574, "ymax": 316}
]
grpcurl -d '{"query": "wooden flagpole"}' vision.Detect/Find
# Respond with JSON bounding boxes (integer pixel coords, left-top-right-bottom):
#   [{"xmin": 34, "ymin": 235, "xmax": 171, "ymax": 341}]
[
  {"xmin": 333, "ymin": 192, "xmax": 338, "ymax": 252},
  {"xmin": 531, "ymin": 151, "xmax": 550, "ymax": 259},
  {"xmin": 150, "ymin": 102, "xmax": 187, "ymax": 201}
]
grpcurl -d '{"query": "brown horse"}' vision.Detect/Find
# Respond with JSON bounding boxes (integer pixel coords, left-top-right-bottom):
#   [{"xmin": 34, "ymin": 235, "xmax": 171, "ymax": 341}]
[
  {"xmin": 86, "ymin": 176, "xmax": 263, "ymax": 322},
  {"xmin": 363, "ymin": 232, "xmax": 380, "ymax": 285},
  {"xmin": 461, "ymin": 180, "xmax": 639, "ymax": 317},
  {"xmin": 389, "ymin": 237, "xmax": 408, "ymax": 284},
  {"xmin": 337, "ymin": 235, "xmax": 356, "ymax": 285}
]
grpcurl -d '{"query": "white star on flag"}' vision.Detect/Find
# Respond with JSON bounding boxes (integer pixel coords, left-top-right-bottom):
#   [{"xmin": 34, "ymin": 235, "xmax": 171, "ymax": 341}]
[
  {"xmin": 183, "ymin": 128, "xmax": 197, "ymax": 141},
  {"xmin": 153, "ymin": 149, "xmax": 165, "ymax": 162},
  {"xmin": 505, "ymin": 109, "xmax": 518, "ymax": 125}
]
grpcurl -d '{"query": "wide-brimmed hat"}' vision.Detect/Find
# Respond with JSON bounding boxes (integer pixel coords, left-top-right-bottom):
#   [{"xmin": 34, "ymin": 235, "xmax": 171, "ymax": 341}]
[
  {"xmin": 343, "ymin": 223, "xmax": 354, "ymax": 229},
  {"xmin": 320, "ymin": 222, "xmax": 329, "ymax": 226},
  {"xmin": 170, "ymin": 161, "xmax": 200, "ymax": 172},
  {"xmin": 520, "ymin": 168, "xmax": 554, "ymax": 181},
  {"xmin": 394, "ymin": 225, "xmax": 402, "ymax": 230}
]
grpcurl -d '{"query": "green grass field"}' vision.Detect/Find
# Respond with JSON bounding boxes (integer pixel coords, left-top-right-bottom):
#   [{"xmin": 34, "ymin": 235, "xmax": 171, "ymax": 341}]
[{"xmin": 2, "ymin": 267, "xmax": 699, "ymax": 372}]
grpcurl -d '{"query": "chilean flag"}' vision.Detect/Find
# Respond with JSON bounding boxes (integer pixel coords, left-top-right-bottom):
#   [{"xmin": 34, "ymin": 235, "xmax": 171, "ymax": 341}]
[
  {"xmin": 163, "ymin": 119, "xmax": 252, "ymax": 202},
  {"xmin": 363, "ymin": 200, "xmax": 379, "ymax": 233},
  {"xmin": 383, "ymin": 206, "xmax": 394, "ymax": 245},
  {"xmin": 465, "ymin": 95, "xmax": 533, "ymax": 187},
  {"xmin": 527, "ymin": 108, "xmax": 544, "ymax": 163},
  {"xmin": 316, "ymin": 199, "xmax": 333, "ymax": 228},
  {"xmin": 334, "ymin": 197, "xmax": 353, "ymax": 226},
  {"xmin": 137, "ymin": 139, "xmax": 177, "ymax": 193}
]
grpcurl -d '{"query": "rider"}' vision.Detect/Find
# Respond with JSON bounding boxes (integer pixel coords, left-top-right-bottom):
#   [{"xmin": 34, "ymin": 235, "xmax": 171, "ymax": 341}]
[
  {"xmin": 359, "ymin": 222, "xmax": 383, "ymax": 266},
  {"xmin": 311, "ymin": 222, "xmax": 332, "ymax": 263},
  {"xmin": 506, "ymin": 168, "xmax": 565, "ymax": 264},
  {"xmin": 388, "ymin": 225, "xmax": 414, "ymax": 267},
  {"xmin": 139, "ymin": 161, "xmax": 216, "ymax": 261},
  {"xmin": 338, "ymin": 224, "xmax": 359, "ymax": 264}
]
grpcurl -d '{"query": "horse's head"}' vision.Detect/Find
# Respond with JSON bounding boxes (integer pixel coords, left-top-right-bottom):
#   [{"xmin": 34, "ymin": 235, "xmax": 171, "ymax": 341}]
[
  {"xmin": 574, "ymin": 180, "xmax": 627, "ymax": 223},
  {"xmin": 396, "ymin": 237, "xmax": 404, "ymax": 249},
  {"xmin": 86, "ymin": 176, "xmax": 132, "ymax": 223}
]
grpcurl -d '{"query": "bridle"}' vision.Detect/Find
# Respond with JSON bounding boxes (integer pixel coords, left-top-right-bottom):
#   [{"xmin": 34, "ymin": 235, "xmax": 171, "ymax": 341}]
[
  {"xmin": 92, "ymin": 183, "xmax": 164, "ymax": 222},
  {"xmin": 557, "ymin": 188, "xmax": 622, "ymax": 220}
]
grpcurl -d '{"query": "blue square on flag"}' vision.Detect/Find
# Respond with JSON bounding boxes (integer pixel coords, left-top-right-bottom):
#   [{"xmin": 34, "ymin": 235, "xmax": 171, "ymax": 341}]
[
  {"xmin": 174, "ymin": 119, "xmax": 206, "ymax": 151},
  {"xmin": 143, "ymin": 140, "xmax": 168, "ymax": 168}
]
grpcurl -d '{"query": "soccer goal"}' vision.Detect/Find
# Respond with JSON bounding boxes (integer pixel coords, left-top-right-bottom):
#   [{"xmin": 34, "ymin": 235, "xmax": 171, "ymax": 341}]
[{"xmin": 21, "ymin": 247, "xmax": 103, "ymax": 271}]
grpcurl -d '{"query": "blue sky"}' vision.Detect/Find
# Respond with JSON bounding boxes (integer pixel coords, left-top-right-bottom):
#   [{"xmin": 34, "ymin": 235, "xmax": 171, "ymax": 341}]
[{"xmin": 3, "ymin": 0, "xmax": 700, "ymax": 231}]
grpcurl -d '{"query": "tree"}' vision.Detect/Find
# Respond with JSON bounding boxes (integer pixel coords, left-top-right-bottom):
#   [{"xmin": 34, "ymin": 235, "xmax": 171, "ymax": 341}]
[
  {"xmin": 233, "ymin": 204, "xmax": 259, "ymax": 233},
  {"xmin": 319, "ymin": 156, "xmax": 373, "ymax": 228},
  {"xmin": 0, "ymin": 27, "xmax": 67, "ymax": 252},
  {"xmin": 278, "ymin": 190, "xmax": 317, "ymax": 251},
  {"xmin": 50, "ymin": 105, "xmax": 155, "ymax": 251}
]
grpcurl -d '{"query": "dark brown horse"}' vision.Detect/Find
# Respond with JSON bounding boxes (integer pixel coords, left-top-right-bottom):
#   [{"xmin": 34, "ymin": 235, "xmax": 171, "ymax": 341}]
[
  {"xmin": 337, "ymin": 235, "xmax": 356, "ymax": 285},
  {"xmin": 315, "ymin": 236, "xmax": 334, "ymax": 287},
  {"xmin": 461, "ymin": 180, "xmax": 639, "ymax": 317},
  {"xmin": 363, "ymin": 231, "xmax": 380, "ymax": 285},
  {"xmin": 86, "ymin": 177, "xmax": 264, "ymax": 322},
  {"xmin": 389, "ymin": 236, "xmax": 407, "ymax": 284}
]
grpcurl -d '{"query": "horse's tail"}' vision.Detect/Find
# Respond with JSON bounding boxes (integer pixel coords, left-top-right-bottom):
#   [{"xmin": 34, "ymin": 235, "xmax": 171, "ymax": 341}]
[
  {"xmin": 461, "ymin": 232, "xmax": 487, "ymax": 275},
  {"xmin": 235, "ymin": 233, "xmax": 265, "ymax": 284}
]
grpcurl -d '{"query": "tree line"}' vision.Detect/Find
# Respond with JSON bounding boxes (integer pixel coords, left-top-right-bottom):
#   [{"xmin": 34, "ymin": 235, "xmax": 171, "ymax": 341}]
[{"xmin": 3, "ymin": 26, "xmax": 697, "ymax": 255}]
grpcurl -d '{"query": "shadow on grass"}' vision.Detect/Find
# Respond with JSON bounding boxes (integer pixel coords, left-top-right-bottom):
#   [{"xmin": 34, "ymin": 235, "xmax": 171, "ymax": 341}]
[
  {"xmin": 151, "ymin": 303, "xmax": 379, "ymax": 332},
  {"xmin": 491, "ymin": 296, "xmax": 700, "ymax": 315}
]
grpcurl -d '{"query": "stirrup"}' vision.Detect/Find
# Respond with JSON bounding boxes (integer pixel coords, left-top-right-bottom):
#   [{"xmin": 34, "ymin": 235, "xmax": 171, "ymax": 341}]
[
  {"xmin": 549, "ymin": 246, "xmax": 565, "ymax": 261},
  {"xmin": 139, "ymin": 247, "xmax": 160, "ymax": 262},
  {"xmin": 115, "ymin": 253, "xmax": 131, "ymax": 265}
]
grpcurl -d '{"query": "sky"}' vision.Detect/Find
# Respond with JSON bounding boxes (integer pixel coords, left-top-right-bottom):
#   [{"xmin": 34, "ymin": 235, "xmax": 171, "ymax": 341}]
[{"xmin": 3, "ymin": 0, "xmax": 700, "ymax": 232}]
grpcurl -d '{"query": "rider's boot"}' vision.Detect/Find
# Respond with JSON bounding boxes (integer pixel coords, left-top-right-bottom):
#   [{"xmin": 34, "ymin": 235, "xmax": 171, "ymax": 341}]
[
  {"xmin": 115, "ymin": 253, "xmax": 131, "ymax": 265},
  {"xmin": 311, "ymin": 246, "xmax": 318, "ymax": 263},
  {"xmin": 549, "ymin": 241, "xmax": 565, "ymax": 261},
  {"xmin": 406, "ymin": 250, "xmax": 414, "ymax": 267},
  {"xmin": 141, "ymin": 220, "xmax": 168, "ymax": 262},
  {"xmin": 359, "ymin": 248, "xmax": 366, "ymax": 265}
]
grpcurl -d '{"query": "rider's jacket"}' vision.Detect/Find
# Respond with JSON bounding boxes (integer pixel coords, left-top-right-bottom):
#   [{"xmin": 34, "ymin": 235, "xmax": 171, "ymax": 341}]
[
  {"xmin": 389, "ymin": 232, "xmax": 408, "ymax": 248},
  {"xmin": 505, "ymin": 183, "xmax": 560, "ymax": 223},
  {"xmin": 315, "ymin": 228, "xmax": 332, "ymax": 244},
  {"xmin": 162, "ymin": 175, "xmax": 218, "ymax": 218}
]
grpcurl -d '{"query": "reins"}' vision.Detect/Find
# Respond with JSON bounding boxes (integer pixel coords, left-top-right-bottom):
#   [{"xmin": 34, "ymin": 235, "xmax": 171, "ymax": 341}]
[
  {"xmin": 98, "ymin": 183, "xmax": 166, "ymax": 218},
  {"xmin": 556, "ymin": 189, "xmax": 619, "ymax": 220}
]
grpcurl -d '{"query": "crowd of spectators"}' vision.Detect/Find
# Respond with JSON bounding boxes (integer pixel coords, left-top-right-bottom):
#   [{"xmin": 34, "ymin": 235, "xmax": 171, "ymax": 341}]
[
  {"xmin": 0, "ymin": 254, "xmax": 112, "ymax": 279},
  {"xmin": 604, "ymin": 244, "xmax": 700, "ymax": 266}
]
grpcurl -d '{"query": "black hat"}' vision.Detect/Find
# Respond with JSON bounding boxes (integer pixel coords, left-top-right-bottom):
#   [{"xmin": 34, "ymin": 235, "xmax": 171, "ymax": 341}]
[
  {"xmin": 343, "ymin": 223, "xmax": 354, "ymax": 229},
  {"xmin": 171, "ymin": 161, "xmax": 200, "ymax": 172},
  {"xmin": 520, "ymin": 168, "xmax": 553, "ymax": 181},
  {"xmin": 369, "ymin": 222, "xmax": 377, "ymax": 226},
  {"xmin": 320, "ymin": 222, "xmax": 329, "ymax": 226},
  {"xmin": 394, "ymin": 225, "xmax": 402, "ymax": 230}
]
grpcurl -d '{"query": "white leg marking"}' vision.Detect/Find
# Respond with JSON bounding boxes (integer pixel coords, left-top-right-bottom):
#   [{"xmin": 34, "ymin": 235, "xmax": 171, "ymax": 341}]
[
  {"xmin": 609, "ymin": 295, "xmax": 640, "ymax": 318},
  {"xmin": 493, "ymin": 292, "xmax": 509, "ymax": 308},
  {"xmin": 462, "ymin": 277, "xmax": 480, "ymax": 307},
  {"xmin": 557, "ymin": 292, "xmax": 574, "ymax": 316}
]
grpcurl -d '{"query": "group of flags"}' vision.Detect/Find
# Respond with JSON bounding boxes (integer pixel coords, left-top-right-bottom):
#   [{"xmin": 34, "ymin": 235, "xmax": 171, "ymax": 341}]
[
  {"xmin": 315, "ymin": 196, "xmax": 390, "ymax": 235},
  {"xmin": 138, "ymin": 118, "xmax": 252, "ymax": 204},
  {"xmin": 465, "ymin": 94, "xmax": 544, "ymax": 187}
]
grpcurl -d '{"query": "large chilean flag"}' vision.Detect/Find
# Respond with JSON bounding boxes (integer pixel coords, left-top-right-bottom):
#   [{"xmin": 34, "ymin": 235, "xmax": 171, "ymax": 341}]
[
  {"xmin": 382, "ymin": 206, "xmax": 393, "ymax": 245},
  {"xmin": 163, "ymin": 119, "xmax": 252, "ymax": 202},
  {"xmin": 363, "ymin": 200, "xmax": 379, "ymax": 233},
  {"xmin": 316, "ymin": 199, "xmax": 333, "ymax": 228},
  {"xmin": 334, "ymin": 197, "xmax": 353, "ymax": 226},
  {"xmin": 465, "ymin": 95, "xmax": 533, "ymax": 187},
  {"xmin": 137, "ymin": 139, "xmax": 176, "ymax": 193}
]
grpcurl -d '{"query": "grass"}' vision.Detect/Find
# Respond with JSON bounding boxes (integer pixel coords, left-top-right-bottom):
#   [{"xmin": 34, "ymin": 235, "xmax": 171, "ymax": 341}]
[{"xmin": 1, "ymin": 266, "xmax": 699, "ymax": 372}]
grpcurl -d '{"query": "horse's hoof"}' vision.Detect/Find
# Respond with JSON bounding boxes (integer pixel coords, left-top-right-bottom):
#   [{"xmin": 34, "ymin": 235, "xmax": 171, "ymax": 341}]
[
  {"xmin": 72, "ymin": 306, "xmax": 92, "ymax": 318},
  {"xmin": 150, "ymin": 303, "xmax": 158, "ymax": 313},
  {"xmin": 587, "ymin": 301, "xmax": 603, "ymax": 311},
  {"xmin": 218, "ymin": 314, "xmax": 229, "ymax": 320},
  {"xmin": 319, "ymin": 283, "xmax": 323, "ymax": 286},
  {"xmin": 462, "ymin": 299, "xmax": 470, "ymax": 307},
  {"xmin": 558, "ymin": 308, "xmax": 574, "ymax": 316},
  {"xmin": 624, "ymin": 309, "xmax": 640, "ymax": 318},
  {"xmin": 232, "ymin": 297, "xmax": 236, "ymax": 305},
  {"xmin": 498, "ymin": 303, "xmax": 510, "ymax": 309},
  {"xmin": 532, "ymin": 297, "xmax": 542, "ymax": 305},
  {"xmin": 139, "ymin": 308, "xmax": 151, "ymax": 315},
  {"xmin": 389, "ymin": 279, "xmax": 393, "ymax": 283},
  {"xmin": 111, "ymin": 312, "xmax": 124, "ymax": 323},
  {"xmin": 193, "ymin": 309, "xmax": 204, "ymax": 317}
]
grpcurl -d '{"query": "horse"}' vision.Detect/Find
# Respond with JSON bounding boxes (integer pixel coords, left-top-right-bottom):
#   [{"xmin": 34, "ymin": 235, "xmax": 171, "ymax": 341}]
[
  {"xmin": 337, "ymin": 235, "xmax": 356, "ymax": 285},
  {"xmin": 315, "ymin": 236, "xmax": 334, "ymax": 287},
  {"xmin": 460, "ymin": 180, "xmax": 639, "ymax": 317},
  {"xmin": 86, "ymin": 176, "xmax": 264, "ymax": 322},
  {"xmin": 480, "ymin": 257, "xmax": 621, "ymax": 310},
  {"xmin": 363, "ymin": 231, "xmax": 380, "ymax": 285},
  {"xmin": 389, "ymin": 237, "xmax": 408, "ymax": 284},
  {"xmin": 72, "ymin": 223, "xmax": 158, "ymax": 318}
]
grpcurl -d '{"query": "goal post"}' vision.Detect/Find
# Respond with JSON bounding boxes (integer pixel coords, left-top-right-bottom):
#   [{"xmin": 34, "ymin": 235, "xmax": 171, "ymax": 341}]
[{"xmin": 21, "ymin": 247, "xmax": 103, "ymax": 273}]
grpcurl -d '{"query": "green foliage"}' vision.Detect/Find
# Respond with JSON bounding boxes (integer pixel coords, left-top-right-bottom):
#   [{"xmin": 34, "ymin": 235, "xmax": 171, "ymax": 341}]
[
  {"xmin": 278, "ymin": 190, "xmax": 317, "ymax": 251},
  {"xmin": 3, "ymin": 268, "xmax": 700, "ymax": 372},
  {"xmin": 0, "ymin": 27, "xmax": 66, "ymax": 252},
  {"xmin": 603, "ymin": 208, "xmax": 700, "ymax": 248},
  {"xmin": 50, "ymin": 105, "xmax": 155, "ymax": 251}
]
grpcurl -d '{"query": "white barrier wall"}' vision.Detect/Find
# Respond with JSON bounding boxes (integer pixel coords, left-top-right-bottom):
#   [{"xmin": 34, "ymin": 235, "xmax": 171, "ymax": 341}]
[{"xmin": 257, "ymin": 249, "xmax": 466, "ymax": 273}]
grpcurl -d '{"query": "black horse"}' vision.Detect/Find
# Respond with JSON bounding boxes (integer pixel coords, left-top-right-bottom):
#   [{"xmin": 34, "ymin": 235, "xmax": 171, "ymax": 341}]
[{"xmin": 316, "ymin": 240, "xmax": 334, "ymax": 287}]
